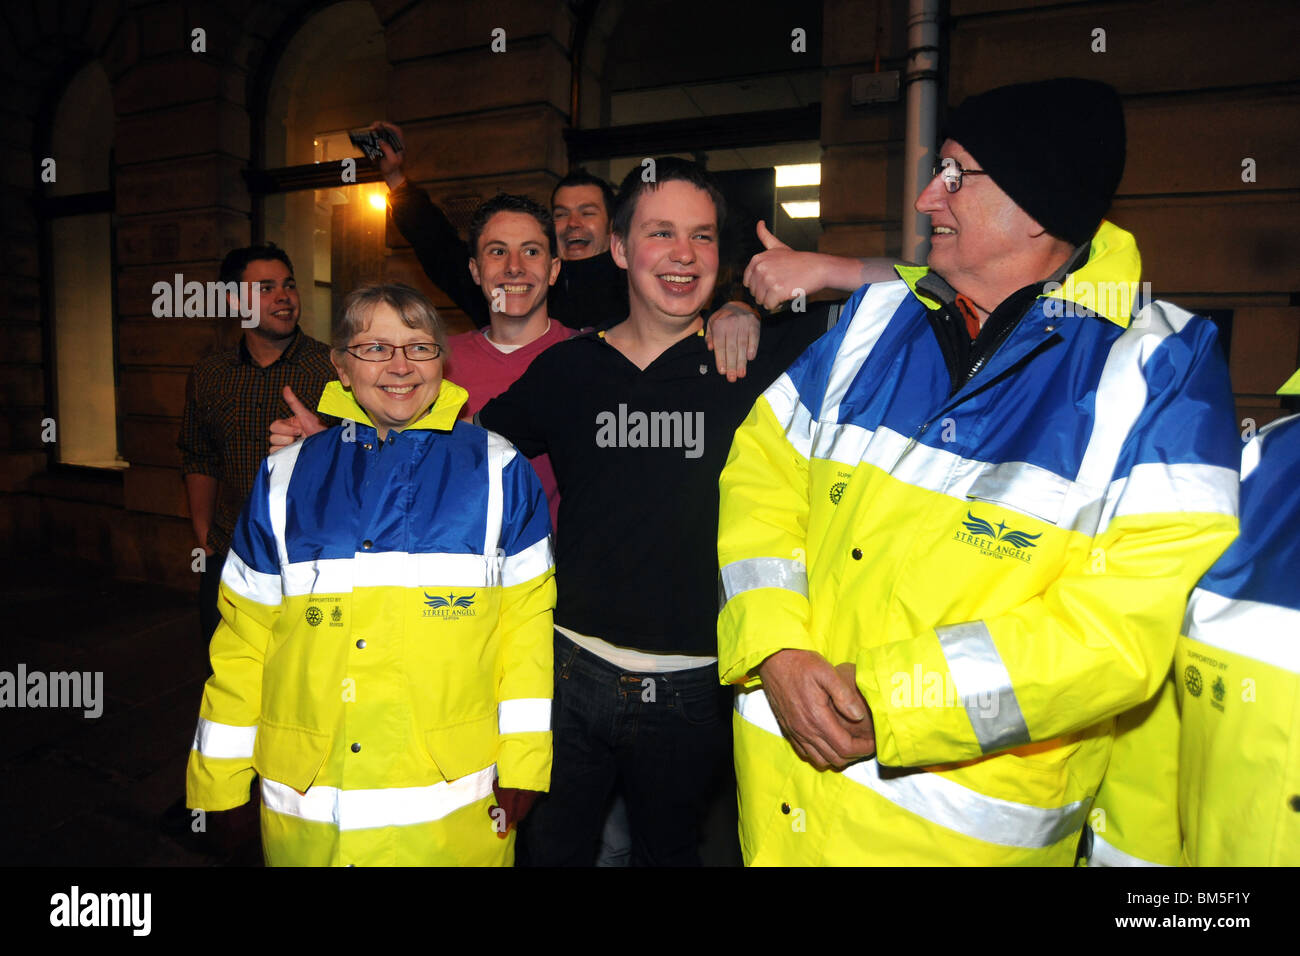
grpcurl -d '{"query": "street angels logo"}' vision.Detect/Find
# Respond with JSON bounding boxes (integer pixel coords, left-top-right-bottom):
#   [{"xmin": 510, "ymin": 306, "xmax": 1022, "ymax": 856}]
[
  {"xmin": 423, "ymin": 592, "xmax": 477, "ymax": 620},
  {"xmin": 953, "ymin": 511, "xmax": 1042, "ymax": 563}
]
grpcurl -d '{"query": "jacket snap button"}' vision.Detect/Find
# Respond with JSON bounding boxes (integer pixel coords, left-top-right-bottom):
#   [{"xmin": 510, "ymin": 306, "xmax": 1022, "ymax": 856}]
[
  {"xmin": 356, "ymin": 639, "xmax": 366, "ymax": 649},
  {"xmin": 1289, "ymin": 794, "xmax": 1300, "ymax": 812},
  {"xmin": 363, "ymin": 443, "xmax": 373, "ymax": 451},
  {"xmin": 362, "ymin": 540, "xmax": 373, "ymax": 550},
  {"xmin": 781, "ymin": 802, "xmax": 791, "ymax": 814},
  {"xmin": 851, "ymin": 548, "xmax": 863, "ymax": 560},
  {"xmin": 351, "ymin": 742, "xmax": 361, "ymax": 753}
]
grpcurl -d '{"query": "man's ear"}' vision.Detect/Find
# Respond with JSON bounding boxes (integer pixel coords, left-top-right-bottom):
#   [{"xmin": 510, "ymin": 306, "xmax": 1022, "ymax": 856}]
[
  {"xmin": 468, "ymin": 257, "xmax": 481, "ymax": 286},
  {"xmin": 547, "ymin": 255, "xmax": 561, "ymax": 287},
  {"xmin": 331, "ymin": 351, "xmax": 352, "ymax": 389},
  {"xmin": 610, "ymin": 232, "xmax": 628, "ymax": 270}
]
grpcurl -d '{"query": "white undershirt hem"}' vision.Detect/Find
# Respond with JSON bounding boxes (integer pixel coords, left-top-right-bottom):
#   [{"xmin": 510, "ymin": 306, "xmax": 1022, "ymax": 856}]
[{"xmin": 555, "ymin": 625, "xmax": 717, "ymax": 673}]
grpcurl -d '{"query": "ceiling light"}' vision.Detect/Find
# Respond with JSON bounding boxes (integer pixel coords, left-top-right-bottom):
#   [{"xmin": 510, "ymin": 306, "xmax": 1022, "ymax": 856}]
[
  {"xmin": 775, "ymin": 164, "xmax": 821, "ymax": 187},
  {"xmin": 781, "ymin": 201, "xmax": 820, "ymax": 219}
]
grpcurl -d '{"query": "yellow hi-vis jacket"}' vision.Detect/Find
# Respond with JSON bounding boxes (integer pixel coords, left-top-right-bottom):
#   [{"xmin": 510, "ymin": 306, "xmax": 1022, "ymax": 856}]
[
  {"xmin": 186, "ymin": 380, "xmax": 556, "ymax": 866},
  {"xmin": 1085, "ymin": 671, "xmax": 1183, "ymax": 865},
  {"xmin": 1091, "ymin": 413, "xmax": 1300, "ymax": 866},
  {"xmin": 717, "ymin": 222, "xmax": 1240, "ymax": 865}
]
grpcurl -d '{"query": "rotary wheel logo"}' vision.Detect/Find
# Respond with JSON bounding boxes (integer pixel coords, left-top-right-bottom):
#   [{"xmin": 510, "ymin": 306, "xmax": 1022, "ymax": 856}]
[
  {"xmin": 1183, "ymin": 664, "xmax": 1203, "ymax": 698},
  {"xmin": 829, "ymin": 481, "xmax": 846, "ymax": 505},
  {"xmin": 305, "ymin": 606, "xmax": 323, "ymax": 627}
]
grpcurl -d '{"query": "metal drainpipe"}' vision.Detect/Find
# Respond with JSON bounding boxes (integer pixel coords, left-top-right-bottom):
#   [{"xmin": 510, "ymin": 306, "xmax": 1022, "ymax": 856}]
[{"xmin": 901, "ymin": 0, "xmax": 941, "ymax": 264}]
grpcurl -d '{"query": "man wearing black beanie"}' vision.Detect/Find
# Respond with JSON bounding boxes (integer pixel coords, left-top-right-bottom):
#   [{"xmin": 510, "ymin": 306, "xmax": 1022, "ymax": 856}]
[{"xmin": 717, "ymin": 78, "xmax": 1242, "ymax": 865}]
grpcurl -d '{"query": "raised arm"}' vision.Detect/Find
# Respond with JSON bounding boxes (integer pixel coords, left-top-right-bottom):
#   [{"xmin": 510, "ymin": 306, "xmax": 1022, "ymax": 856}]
[
  {"xmin": 744, "ymin": 220, "xmax": 903, "ymax": 311},
  {"xmin": 374, "ymin": 120, "xmax": 489, "ymax": 328}
]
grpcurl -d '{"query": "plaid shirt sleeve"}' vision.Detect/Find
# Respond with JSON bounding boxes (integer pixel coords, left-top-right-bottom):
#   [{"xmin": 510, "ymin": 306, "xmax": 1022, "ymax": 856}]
[{"xmin": 178, "ymin": 365, "xmax": 221, "ymax": 477}]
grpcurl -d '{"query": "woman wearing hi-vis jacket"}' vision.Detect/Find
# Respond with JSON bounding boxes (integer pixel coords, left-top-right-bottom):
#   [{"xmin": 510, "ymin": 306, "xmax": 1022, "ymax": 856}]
[{"xmin": 187, "ymin": 283, "xmax": 555, "ymax": 866}]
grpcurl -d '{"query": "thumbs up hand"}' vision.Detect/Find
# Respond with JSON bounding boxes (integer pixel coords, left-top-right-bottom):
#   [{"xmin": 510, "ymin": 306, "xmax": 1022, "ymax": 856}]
[
  {"xmin": 756, "ymin": 218, "xmax": 788, "ymax": 251},
  {"xmin": 743, "ymin": 219, "xmax": 828, "ymax": 312},
  {"xmin": 748, "ymin": 219, "xmax": 816, "ymax": 310},
  {"xmin": 268, "ymin": 385, "xmax": 328, "ymax": 455}
]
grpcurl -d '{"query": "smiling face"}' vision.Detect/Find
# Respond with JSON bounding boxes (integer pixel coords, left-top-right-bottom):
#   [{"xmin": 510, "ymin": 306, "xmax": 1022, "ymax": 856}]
[
  {"xmin": 332, "ymin": 301, "xmax": 443, "ymax": 441},
  {"xmin": 915, "ymin": 139, "xmax": 1043, "ymax": 298},
  {"xmin": 468, "ymin": 210, "xmax": 561, "ymax": 323},
  {"xmin": 552, "ymin": 184, "xmax": 611, "ymax": 260},
  {"xmin": 241, "ymin": 258, "xmax": 299, "ymax": 339},
  {"xmin": 610, "ymin": 179, "xmax": 719, "ymax": 327}
]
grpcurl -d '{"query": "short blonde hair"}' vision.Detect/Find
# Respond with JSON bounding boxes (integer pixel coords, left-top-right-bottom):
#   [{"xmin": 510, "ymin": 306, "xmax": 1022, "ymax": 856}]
[{"xmin": 332, "ymin": 283, "xmax": 446, "ymax": 353}]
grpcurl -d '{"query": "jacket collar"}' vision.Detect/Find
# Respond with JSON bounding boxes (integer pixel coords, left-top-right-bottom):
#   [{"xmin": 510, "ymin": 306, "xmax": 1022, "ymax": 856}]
[
  {"xmin": 316, "ymin": 378, "xmax": 470, "ymax": 433},
  {"xmin": 896, "ymin": 220, "xmax": 1142, "ymax": 329}
]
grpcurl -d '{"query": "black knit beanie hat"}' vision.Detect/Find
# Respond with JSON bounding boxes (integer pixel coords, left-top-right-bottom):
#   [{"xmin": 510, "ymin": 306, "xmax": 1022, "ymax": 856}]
[{"xmin": 944, "ymin": 78, "xmax": 1126, "ymax": 246}]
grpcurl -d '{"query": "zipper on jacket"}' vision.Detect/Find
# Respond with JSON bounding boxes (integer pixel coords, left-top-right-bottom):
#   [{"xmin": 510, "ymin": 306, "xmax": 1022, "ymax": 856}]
[
  {"xmin": 893, "ymin": 420, "xmax": 931, "ymax": 471},
  {"xmin": 485, "ymin": 547, "xmax": 504, "ymax": 587}
]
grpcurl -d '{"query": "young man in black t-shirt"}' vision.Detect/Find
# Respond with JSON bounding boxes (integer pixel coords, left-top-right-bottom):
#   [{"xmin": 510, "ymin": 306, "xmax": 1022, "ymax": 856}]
[{"xmin": 477, "ymin": 158, "xmax": 833, "ymax": 866}]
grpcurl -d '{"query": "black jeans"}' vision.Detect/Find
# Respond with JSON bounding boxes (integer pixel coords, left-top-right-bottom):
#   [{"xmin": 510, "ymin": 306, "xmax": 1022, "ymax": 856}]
[{"xmin": 517, "ymin": 632, "xmax": 735, "ymax": 866}]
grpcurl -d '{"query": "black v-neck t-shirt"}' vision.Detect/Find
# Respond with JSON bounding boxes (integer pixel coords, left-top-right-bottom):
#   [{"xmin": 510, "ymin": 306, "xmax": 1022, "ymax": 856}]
[{"xmin": 479, "ymin": 310, "xmax": 833, "ymax": 655}]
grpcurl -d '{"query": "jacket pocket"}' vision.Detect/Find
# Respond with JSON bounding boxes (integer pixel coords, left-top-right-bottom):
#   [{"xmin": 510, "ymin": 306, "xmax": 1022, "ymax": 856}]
[
  {"xmin": 966, "ymin": 461, "xmax": 1071, "ymax": 528},
  {"xmin": 424, "ymin": 710, "xmax": 498, "ymax": 783},
  {"xmin": 253, "ymin": 720, "xmax": 331, "ymax": 793}
]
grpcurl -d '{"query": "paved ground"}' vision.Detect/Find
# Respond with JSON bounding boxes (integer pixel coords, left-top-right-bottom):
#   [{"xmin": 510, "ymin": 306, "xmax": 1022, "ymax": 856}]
[
  {"xmin": 0, "ymin": 557, "xmax": 261, "ymax": 866},
  {"xmin": 1, "ymin": 556, "xmax": 740, "ymax": 866}
]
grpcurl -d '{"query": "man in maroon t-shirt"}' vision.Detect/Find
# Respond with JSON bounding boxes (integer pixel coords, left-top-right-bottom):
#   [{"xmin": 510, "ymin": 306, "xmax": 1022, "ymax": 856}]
[{"xmin": 446, "ymin": 193, "xmax": 577, "ymax": 528}]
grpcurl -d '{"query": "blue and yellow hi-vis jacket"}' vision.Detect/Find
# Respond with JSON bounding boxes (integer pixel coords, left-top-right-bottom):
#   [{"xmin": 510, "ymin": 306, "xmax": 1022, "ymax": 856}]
[
  {"xmin": 186, "ymin": 379, "xmax": 556, "ymax": 866},
  {"xmin": 1089, "ymin": 412, "xmax": 1300, "ymax": 867},
  {"xmin": 1178, "ymin": 413, "xmax": 1300, "ymax": 865},
  {"xmin": 717, "ymin": 221, "xmax": 1241, "ymax": 865}
]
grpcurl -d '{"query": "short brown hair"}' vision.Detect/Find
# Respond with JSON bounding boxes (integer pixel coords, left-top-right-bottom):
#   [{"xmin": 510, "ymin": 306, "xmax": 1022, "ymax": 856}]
[
  {"xmin": 332, "ymin": 283, "xmax": 446, "ymax": 353},
  {"xmin": 611, "ymin": 157, "xmax": 726, "ymax": 240}
]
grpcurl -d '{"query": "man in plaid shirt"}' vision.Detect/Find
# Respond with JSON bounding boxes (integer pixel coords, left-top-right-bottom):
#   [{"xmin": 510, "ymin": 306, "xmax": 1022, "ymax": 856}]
[{"xmin": 178, "ymin": 242, "xmax": 336, "ymax": 656}]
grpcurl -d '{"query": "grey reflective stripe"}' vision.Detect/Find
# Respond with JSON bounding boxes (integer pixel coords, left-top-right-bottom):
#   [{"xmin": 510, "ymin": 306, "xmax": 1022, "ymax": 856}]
[
  {"xmin": 261, "ymin": 765, "xmax": 495, "ymax": 830},
  {"xmin": 761, "ymin": 373, "xmax": 814, "ymax": 459},
  {"xmin": 965, "ymin": 459, "xmax": 1071, "ymax": 526},
  {"xmin": 820, "ymin": 281, "xmax": 908, "ymax": 421},
  {"xmin": 1184, "ymin": 588, "xmax": 1300, "ymax": 675},
  {"xmin": 935, "ymin": 621, "xmax": 1031, "ymax": 753},
  {"xmin": 1240, "ymin": 431, "xmax": 1263, "ymax": 482},
  {"xmin": 1072, "ymin": 303, "xmax": 1179, "ymax": 518},
  {"xmin": 483, "ymin": 431, "xmax": 512, "ymax": 586},
  {"xmin": 735, "ymin": 688, "xmax": 1088, "ymax": 850},
  {"xmin": 719, "ymin": 557, "xmax": 808, "ymax": 607},
  {"xmin": 266, "ymin": 438, "xmax": 305, "ymax": 568},
  {"xmin": 1087, "ymin": 830, "xmax": 1169, "ymax": 867},
  {"xmin": 1107, "ymin": 461, "xmax": 1238, "ymax": 524},
  {"xmin": 192, "ymin": 717, "xmax": 257, "ymax": 759}
]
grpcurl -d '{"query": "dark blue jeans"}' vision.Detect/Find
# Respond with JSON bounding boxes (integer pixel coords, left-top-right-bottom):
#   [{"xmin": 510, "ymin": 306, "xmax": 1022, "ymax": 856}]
[{"xmin": 517, "ymin": 632, "xmax": 735, "ymax": 866}]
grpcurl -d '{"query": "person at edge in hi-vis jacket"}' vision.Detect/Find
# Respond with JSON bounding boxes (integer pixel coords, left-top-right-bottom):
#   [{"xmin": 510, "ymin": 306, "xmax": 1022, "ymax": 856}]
[
  {"xmin": 715, "ymin": 78, "xmax": 1241, "ymax": 865},
  {"xmin": 187, "ymin": 283, "xmax": 555, "ymax": 866},
  {"xmin": 1086, "ymin": 365, "xmax": 1300, "ymax": 867}
]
